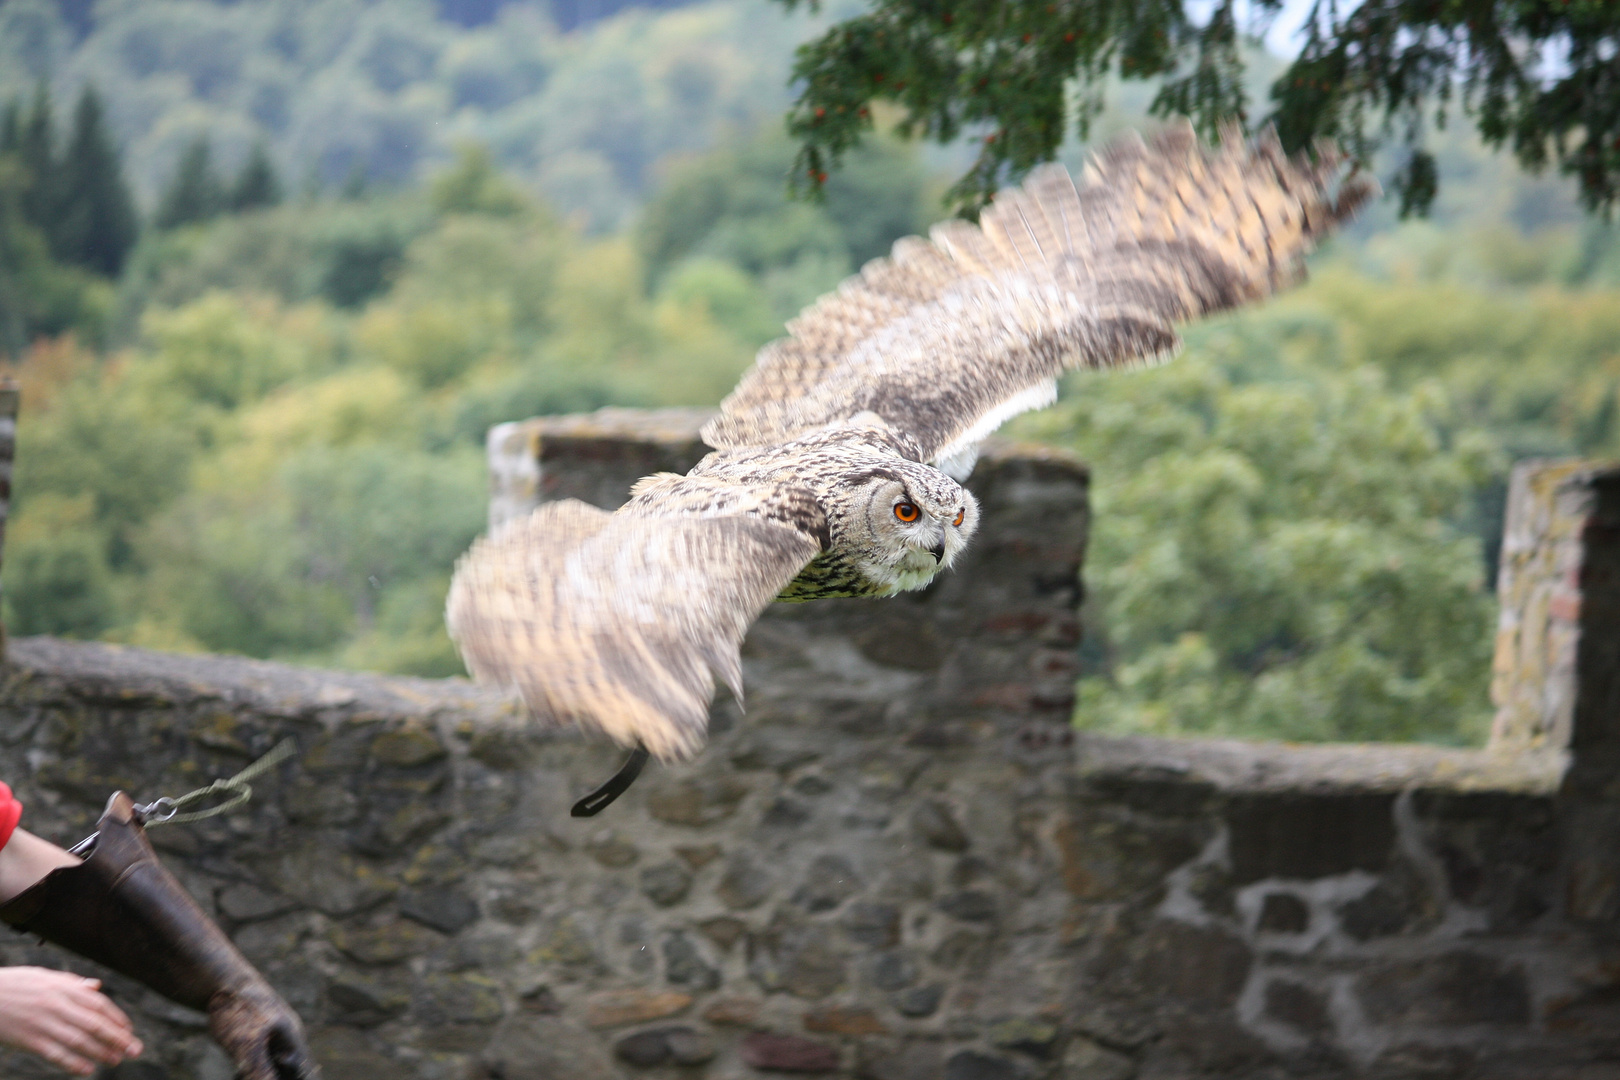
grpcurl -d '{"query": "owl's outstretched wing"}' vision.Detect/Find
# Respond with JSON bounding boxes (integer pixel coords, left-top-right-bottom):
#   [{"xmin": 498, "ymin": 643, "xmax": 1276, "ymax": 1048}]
[
  {"xmin": 446, "ymin": 479, "xmax": 825, "ymax": 761},
  {"xmin": 702, "ymin": 122, "xmax": 1375, "ymax": 475}
]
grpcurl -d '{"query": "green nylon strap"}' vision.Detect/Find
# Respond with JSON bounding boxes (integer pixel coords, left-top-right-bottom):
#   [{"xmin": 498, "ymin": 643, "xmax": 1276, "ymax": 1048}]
[{"xmin": 140, "ymin": 737, "xmax": 298, "ymax": 827}]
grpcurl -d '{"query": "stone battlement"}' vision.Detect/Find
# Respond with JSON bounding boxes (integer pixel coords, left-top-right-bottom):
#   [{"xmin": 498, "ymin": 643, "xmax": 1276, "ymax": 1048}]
[{"xmin": 0, "ymin": 413, "xmax": 1614, "ymax": 1080}]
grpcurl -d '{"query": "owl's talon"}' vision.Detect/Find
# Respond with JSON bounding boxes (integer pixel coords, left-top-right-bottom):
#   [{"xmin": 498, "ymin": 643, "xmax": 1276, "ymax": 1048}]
[{"xmin": 571, "ymin": 743, "xmax": 651, "ymax": 817}]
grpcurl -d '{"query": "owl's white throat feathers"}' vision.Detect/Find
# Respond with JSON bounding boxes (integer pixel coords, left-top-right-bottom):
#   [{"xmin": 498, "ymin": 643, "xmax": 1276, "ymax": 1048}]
[{"xmin": 882, "ymin": 548, "xmax": 950, "ymax": 594}]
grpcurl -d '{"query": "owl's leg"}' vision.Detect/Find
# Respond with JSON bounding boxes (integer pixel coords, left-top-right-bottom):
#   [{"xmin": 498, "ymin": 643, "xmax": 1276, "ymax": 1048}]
[{"xmin": 570, "ymin": 742, "xmax": 651, "ymax": 817}]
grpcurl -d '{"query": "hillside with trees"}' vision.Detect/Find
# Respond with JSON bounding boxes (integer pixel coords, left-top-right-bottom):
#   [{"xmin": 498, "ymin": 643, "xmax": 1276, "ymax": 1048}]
[{"xmin": 1, "ymin": 0, "xmax": 1617, "ymax": 747}]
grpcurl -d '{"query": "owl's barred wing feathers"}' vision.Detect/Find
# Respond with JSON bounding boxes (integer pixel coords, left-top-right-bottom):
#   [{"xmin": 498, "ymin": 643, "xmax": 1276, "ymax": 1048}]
[
  {"xmin": 446, "ymin": 481, "xmax": 824, "ymax": 761},
  {"xmin": 702, "ymin": 121, "xmax": 1375, "ymax": 466}
]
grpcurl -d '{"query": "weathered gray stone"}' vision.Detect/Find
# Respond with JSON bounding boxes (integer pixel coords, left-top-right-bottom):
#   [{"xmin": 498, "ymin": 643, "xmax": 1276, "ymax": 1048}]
[
  {"xmin": 856, "ymin": 1038, "xmax": 948, "ymax": 1080},
  {"xmin": 914, "ymin": 799, "xmax": 970, "ymax": 852},
  {"xmin": 945, "ymin": 1049, "xmax": 1035, "ymax": 1080},
  {"xmin": 843, "ymin": 901, "xmax": 901, "ymax": 948},
  {"xmin": 326, "ymin": 973, "xmax": 411, "ymax": 1026},
  {"xmin": 1359, "ymin": 952, "xmax": 1531, "ymax": 1027},
  {"xmin": 793, "ymin": 854, "xmax": 862, "ymax": 912},
  {"xmin": 370, "ymin": 725, "xmax": 447, "ymax": 767},
  {"xmin": 988, "ymin": 1017, "xmax": 1061, "ymax": 1059},
  {"xmin": 1060, "ymin": 1036, "xmax": 1136, "ymax": 1080},
  {"xmin": 764, "ymin": 795, "xmax": 814, "ymax": 827},
  {"xmin": 698, "ymin": 915, "xmax": 748, "ymax": 950},
  {"xmin": 260, "ymin": 842, "xmax": 397, "ymax": 917},
  {"xmin": 583, "ymin": 830, "xmax": 639, "ymax": 867},
  {"xmin": 867, "ymin": 950, "xmax": 919, "ymax": 990},
  {"xmin": 1256, "ymin": 892, "xmax": 1309, "ymax": 934},
  {"xmin": 664, "ymin": 931, "xmax": 721, "ymax": 991},
  {"xmin": 718, "ymin": 852, "xmax": 774, "ymax": 910},
  {"xmin": 413, "ymin": 972, "xmax": 505, "ymax": 1026},
  {"xmin": 937, "ymin": 889, "xmax": 998, "ymax": 922},
  {"xmin": 475, "ymin": 1015, "xmax": 618, "ymax": 1080},
  {"xmin": 1264, "ymin": 979, "xmax": 1331, "ymax": 1035},
  {"xmin": 895, "ymin": 984, "xmax": 945, "ymax": 1017},
  {"xmin": 646, "ymin": 775, "xmax": 749, "ymax": 826},
  {"xmin": 750, "ymin": 910, "xmax": 849, "ymax": 999},
  {"xmin": 640, "ymin": 861, "xmax": 694, "ymax": 906},
  {"xmin": 398, "ymin": 885, "xmax": 479, "ymax": 934},
  {"xmin": 217, "ymin": 881, "xmax": 298, "ymax": 922},
  {"xmin": 329, "ymin": 917, "xmax": 442, "ymax": 965}
]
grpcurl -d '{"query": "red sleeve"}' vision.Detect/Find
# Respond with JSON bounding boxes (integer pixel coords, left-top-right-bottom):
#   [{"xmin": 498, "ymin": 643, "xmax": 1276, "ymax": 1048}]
[{"xmin": 0, "ymin": 782, "xmax": 21, "ymax": 853}]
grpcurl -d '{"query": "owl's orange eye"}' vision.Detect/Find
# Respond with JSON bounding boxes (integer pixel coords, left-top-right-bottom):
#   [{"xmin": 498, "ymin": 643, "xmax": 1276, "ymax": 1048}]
[
  {"xmin": 894, "ymin": 502, "xmax": 920, "ymax": 523},
  {"xmin": 953, "ymin": 509, "xmax": 965, "ymax": 527}
]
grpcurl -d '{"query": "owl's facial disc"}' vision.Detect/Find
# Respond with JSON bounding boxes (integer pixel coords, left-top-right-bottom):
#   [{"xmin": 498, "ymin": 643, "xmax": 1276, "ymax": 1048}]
[{"xmin": 858, "ymin": 471, "xmax": 980, "ymax": 595}]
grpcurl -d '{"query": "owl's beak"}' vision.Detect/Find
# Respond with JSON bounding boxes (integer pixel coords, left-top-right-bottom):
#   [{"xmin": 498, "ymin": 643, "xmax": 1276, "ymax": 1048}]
[{"xmin": 929, "ymin": 538, "xmax": 946, "ymax": 564}]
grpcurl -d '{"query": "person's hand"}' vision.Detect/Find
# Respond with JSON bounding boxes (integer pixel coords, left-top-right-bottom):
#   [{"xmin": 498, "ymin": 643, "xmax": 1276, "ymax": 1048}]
[{"xmin": 0, "ymin": 967, "xmax": 143, "ymax": 1076}]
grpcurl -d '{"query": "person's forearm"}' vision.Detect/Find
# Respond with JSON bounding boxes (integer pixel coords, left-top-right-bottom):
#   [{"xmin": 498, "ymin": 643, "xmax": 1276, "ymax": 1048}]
[{"xmin": 0, "ymin": 829, "xmax": 81, "ymax": 903}]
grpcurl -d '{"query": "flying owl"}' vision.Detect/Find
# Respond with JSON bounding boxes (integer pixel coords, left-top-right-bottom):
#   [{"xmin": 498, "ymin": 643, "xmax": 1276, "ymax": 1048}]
[{"xmin": 446, "ymin": 121, "xmax": 1373, "ymax": 788}]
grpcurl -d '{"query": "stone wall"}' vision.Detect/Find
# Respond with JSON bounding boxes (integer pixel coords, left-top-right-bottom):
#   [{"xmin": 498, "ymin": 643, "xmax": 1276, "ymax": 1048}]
[{"xmin": 0, "ymin": 416, "xmax": 1615, "ymax": 1080}]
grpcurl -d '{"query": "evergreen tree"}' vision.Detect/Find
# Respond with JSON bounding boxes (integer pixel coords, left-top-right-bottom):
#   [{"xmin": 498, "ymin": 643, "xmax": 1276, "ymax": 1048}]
[
  {"xmin": 0, "ymin": 102, "xmax": 19, "ymax": 157},
  {"xmin": 229, "ymin": 142, "xmax": 282, "ymax": 213},
  {"xmin": 154, "ymin": 136, "xmax": 224, "ymax": 230},
  {"xmin": 15, "ymin": 84, "xmax": 55, "ymax": 231},
  {"xmin": 53, "ymin": 87, "xmax": 138, "ymax": 278}
]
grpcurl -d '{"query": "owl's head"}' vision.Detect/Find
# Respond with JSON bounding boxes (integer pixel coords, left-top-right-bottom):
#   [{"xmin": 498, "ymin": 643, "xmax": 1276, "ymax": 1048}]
[{"xmin": 838, "ymin": 461, "xmax": 980, "ymax": 594}]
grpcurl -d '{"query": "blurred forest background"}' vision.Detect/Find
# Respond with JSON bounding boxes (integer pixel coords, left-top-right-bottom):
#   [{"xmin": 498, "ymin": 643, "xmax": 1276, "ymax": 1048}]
[{"xmin": 1, "ymin": 0, "xmax": 1618, "ymax": 747}]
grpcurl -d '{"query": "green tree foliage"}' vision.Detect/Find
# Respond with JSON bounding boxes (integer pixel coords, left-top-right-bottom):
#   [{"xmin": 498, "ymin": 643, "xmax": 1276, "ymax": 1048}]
[
  {"xmin": 638, "ymin": 130, "xmax": 931, "ymax": 337},
  {"xmin": 2, "ymin": 146, "xmax": 758, "ymax": 675},
  {"xmin": 229, "ymin": 143, "xmax": 282, "ymax": 214},
  {"xmin": 52, "ymin": 88, "xmax": 139, "ymax": 277},
  {"xmin": 0, "ymin": 156, "xmax": 110, "ymax": 356},
  {"xmin": 0, "ymin": 85, "xmax": 132, "ymax": 350},
  {"xmin": 155, "ymin": 137, "xmax": 226, "ymax": 231},
  {"xmin": 0, "ymin": 0, "xmax": 823, "ymax": 230},
  {"xmin": 779, "ymin": 0, "xmax": 1620, "ymax": 215},
  {"xmin": 1021, "ymin": 329, "xmax": 1498, "ymax": 744}
]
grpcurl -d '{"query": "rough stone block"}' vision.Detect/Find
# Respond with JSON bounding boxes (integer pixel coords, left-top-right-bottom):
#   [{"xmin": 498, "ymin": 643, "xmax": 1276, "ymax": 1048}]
[
  {"xmin": 1059, "ymin": 1036, "xmax": 1136, "ymax": 1080},
  {"xmin": 913, "ymin": 799, "xmax": 971, "ymax": 852},
  {"xmin": 398, "ymin": 885, "xmax": 479, "ymax": 934},
  {"xmin": 1226, "ymin": 792, "xmax": 1397, "ymax": 883},
  {"xmin": 582, "ymin": 988, "xmax": 693, "ymax": 1029},
  {"xmin": 703, "ymin": 996, "xmax": 764, "ymax": 1027},
  {"xmin": 664, "ymin": 931, "xmax": 721, "ymax": 991},
  {"xmin": 749, "ymin": 910, "xmax": 850, "ymax": 999},
  {"xmin": 329, "ymin": 917, "xmax": 441, "ymax": 965},
  {"xmin": 855, "ymin": 1038, "xmax": 947, "ymax": 1080},
  {"xmin": 613, "ymin": 1025, "xmax": 717, "ymax": 1066},
  {"xmin": 369, "ymin": 725, "xmax": 447, "ymax": 767},
  {"xmin": 945, "ymin": 1049, "xmax": 1037, "ymax": 1080},
  {"xmin": 793, "ymin": 854, "xmax": 862, "ymax": 912},
  {"xmin": 475, "ymin": 1015, "xmax": 619, "ymax": 1080},
  {"xmin": 1263, "ymin": 979, "xmax": 1331, "ymax": 1035},
  {"xmin": 640, "ymin": 861, "xmax": 694, "ymax": 906},
  {"xmin": 803, "ymin": 1004, "xmax": 890, "ymax": 1035},
  {"xmin": 740, "ymin": 1032, "xmax": 841, "ymax": 1072},
  {"xmin": 1359, "ymin": 952, "xmax": 1531, "ymax": 1027},
  {"xmin": 987, "ymin": 1017, "xmax": 1062, "ymax": 1059}
]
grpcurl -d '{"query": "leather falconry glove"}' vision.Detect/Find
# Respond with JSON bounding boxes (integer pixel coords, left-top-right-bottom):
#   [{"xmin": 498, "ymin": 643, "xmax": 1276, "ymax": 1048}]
[{"xmin": 0, "ymin": 792, "xmax": 318, "ymax": 1080}]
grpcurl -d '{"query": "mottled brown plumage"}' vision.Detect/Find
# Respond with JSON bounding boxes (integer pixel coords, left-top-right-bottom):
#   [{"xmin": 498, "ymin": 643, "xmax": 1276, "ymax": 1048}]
[{"xmin": 447, "ymin": 121, "xmax": 1373, "ymax": 762}]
